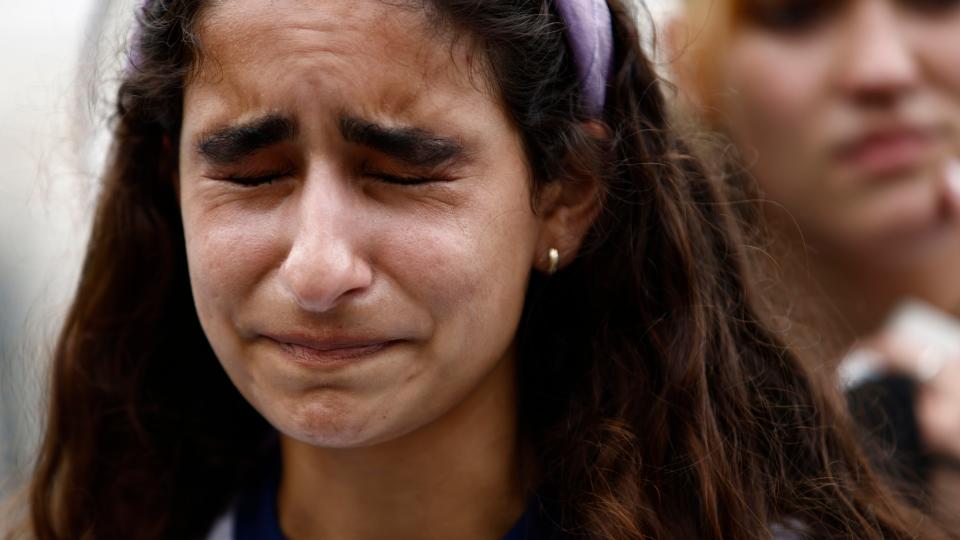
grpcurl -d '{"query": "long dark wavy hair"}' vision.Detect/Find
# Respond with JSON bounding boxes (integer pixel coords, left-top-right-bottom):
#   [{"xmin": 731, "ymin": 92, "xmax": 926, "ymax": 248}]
[{"xmin": 17, "ymin": 0, "xmax": 949, "ymax": 538}]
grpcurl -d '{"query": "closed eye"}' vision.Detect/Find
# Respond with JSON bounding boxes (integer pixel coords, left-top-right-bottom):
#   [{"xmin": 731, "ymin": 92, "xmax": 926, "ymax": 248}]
[
  {"xmin": 367, "ymin": 172, "xmax": 439, "ymax": 186},
  {"xmin": 215, "ymin": 169, "xmax": 293, "ymax": 187},
  {"xmin": 360, "ymin": 160, "xmax": 448, "ymax": 186},
  {"xmin": 210, "ymin": 168, "xmax": 446, "ymax": 187}
]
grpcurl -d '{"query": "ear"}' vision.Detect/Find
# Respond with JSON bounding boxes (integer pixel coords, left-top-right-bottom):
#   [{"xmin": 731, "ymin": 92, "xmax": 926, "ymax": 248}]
[{"xmin": 532, "ymin": 121, "xmax": 605, "ymax": 274}]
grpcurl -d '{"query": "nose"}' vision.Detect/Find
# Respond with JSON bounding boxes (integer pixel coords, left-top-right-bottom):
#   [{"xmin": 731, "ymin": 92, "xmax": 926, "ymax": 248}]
[
  {"xmin": 837, "ymin": 1, "xmax": 919, "ymax": 106},
  {"xmin": 278, "ymin": 173, "xmax": 373, "ymax": 313}
]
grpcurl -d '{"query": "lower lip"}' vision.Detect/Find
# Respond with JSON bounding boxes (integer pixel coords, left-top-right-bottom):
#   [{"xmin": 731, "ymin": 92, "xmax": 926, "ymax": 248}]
[
  {"xmin": 841, "ymin": 132, "xmax": 937, "ymax": 176},
  {"xmin": 270, "ymin": 339, "xmax": 397, "ymax": 368}
]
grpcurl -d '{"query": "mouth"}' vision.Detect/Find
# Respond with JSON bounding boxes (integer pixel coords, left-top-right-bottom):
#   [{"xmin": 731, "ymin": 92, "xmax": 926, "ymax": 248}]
[
  {"xmin": 836, "ymin": 125, "xmax": 943, "ymax": 178},
  {"xmin": 263, "ymin": 333, "xmax": 402, "ymax": 366}
]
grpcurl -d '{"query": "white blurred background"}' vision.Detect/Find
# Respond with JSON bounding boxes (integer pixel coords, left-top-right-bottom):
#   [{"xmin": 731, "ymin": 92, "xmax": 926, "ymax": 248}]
[
  {"xmin": 0, "ymin": 0, "xmax": 140, "ymax": 499},
  {"xmin": 0, "ymin": 0, "xmax": 676, "ymax": 502}
]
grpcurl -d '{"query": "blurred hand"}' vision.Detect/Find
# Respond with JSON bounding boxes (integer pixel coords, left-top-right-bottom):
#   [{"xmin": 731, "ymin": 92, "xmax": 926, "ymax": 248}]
[
  {"xmin": 946, "ymin": 159, "xmax": 960, "ymax": 217},
  {"xmin": 917, "ymin": 358, "xmax": 960, "ymax": 459},
  {"xmin": 863, "ymin": 311, "xmax": 960, "ymax": 460}
]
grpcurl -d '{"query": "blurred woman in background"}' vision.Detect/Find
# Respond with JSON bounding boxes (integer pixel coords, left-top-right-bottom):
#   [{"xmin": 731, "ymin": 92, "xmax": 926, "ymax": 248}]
[{"xmin": 671, "ymin": 0, "xmax": 960, "ymax": 524}]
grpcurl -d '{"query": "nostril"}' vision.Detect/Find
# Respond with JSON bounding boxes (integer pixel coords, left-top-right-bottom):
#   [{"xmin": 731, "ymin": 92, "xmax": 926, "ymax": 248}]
[{"xmin": 278, "ymin": 245, "xmax": 374, "ymax": 314}]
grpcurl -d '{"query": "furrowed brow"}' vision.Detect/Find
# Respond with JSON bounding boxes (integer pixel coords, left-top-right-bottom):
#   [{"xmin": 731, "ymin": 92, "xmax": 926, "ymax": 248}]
[
  {"xmin": 196, "ymin": 114, "xmax": 297, "ymax": 165},
  {"xmin": 338, "ymin": 115, "xmax": 465, "ymax": 168}
]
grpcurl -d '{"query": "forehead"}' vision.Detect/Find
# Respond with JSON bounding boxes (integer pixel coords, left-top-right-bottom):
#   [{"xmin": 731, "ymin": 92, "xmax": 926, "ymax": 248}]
[{"xmin": 185, "ymin": 0, "xmax": 495, "ymax": 132}]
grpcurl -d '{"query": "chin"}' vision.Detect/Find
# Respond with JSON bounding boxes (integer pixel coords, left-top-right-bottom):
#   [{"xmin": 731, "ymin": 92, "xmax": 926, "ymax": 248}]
[
  {"xmin": 262, "ymin": 392, "xmax": 421, "ymax": 449},
  {"xmin": 824, "ymin": 217, "xmax": 954, "ymax": 273},
  {"xmin": 864, "ymin": 226, "xmax": 957, "ymax": 271},
  {"xmin": 280, "ymin": 424, "xmax": 380, "ymax": 449},
  {"xmin": 820, "ymin": 182, "xmax": 945, "ymax": 253}
]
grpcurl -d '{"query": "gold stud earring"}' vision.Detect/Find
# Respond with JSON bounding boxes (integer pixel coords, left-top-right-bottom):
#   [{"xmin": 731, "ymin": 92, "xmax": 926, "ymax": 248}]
[{"xmin": 548, "ymin": 248, "xmax": 560, "ymax": 275}]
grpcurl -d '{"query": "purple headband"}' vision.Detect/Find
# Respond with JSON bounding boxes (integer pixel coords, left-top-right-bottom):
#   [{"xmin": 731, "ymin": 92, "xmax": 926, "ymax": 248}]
[
  {"xmin": 555, "ymin": 0, "xmax": 614, "ymax": 118},
  {"xmin": 128, "ymin": 0, "xmax": 613, "ymax": 116},
  {"xmin": 125, "ymin": 0, "xmax": 152, "ymax": 74}
]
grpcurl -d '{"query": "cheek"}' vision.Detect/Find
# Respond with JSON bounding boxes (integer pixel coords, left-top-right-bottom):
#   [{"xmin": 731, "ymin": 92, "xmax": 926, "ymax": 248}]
[
  {"xmin": 721, "ymin": 36, "xmax": 830, "ymax": 152},
  {"xmin": 373, "ymin": 181, "xmax": 539, "ymax": 392},
  {"xmin": 719, "ymin": 35, "xmax": 843, "ymax": 223},
  {"xmin": 382, "ymin": 188, "xmax": 538, "ymax": 332},
  {"xmin": 917, "ymin": 21, "xmax": 960, "ymax": 125},
  {"xmin": 181, "ymin": 194, "xmax": 285, "ymax": 329}
]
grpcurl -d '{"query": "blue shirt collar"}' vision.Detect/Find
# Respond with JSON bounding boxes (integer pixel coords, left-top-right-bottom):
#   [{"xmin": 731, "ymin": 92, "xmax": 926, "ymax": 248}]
[{"xmin": 232, "ymin": 457, "xmax": 555, "ymax": 540}]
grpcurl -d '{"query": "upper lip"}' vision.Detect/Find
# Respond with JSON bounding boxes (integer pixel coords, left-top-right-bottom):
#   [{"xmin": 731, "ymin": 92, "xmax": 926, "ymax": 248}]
[
  {"xmin": 836, "ymin": 122, "xmax": 940, "ymax": 158},
  {"xmin": 262, "ymin": 332, "xmax": 399, "ymax": 351}
]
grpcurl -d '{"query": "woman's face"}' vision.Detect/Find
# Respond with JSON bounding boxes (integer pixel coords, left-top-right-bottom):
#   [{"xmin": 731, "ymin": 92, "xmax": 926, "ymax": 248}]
[
  {"xmin": 709, "ymin": 0, "xmax": 960, "ymax": 259},
  {"xmin": 178, "ymin": 0, "xmax": 548, "ymax": 447}
]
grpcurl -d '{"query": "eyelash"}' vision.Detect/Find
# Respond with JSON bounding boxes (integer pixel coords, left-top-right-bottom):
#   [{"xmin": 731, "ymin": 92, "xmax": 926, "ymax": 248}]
[
  {"xmin": 366, "ymin": 173, "xmax": 437, "ymax": 186},
  {"xmin": 223, "ymin": 172, "xmax": 287, "ymax": 187}
]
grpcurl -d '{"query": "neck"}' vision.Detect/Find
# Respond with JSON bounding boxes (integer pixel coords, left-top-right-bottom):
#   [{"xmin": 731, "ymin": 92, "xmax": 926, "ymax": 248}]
[
  {"xmin": 276, "ymin": 352, "xmax": 526, "ymax": 540},
  {"xmin": 763, "ymin": 215, "xmax": 960, "ymax": 363}
]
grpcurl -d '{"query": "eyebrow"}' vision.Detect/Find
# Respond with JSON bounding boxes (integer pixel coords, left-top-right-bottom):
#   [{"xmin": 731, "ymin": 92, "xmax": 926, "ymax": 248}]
[
  {"xmin": 196, "ymin": 114, "xmax": 297, "ymax": 165},
  {"xmin": 195, "ymin": 113, "xmax": 466, "ymax": 168},
  {"xmin": 338, "ymin": 115, "xmax": 465, "ymax": 168}
]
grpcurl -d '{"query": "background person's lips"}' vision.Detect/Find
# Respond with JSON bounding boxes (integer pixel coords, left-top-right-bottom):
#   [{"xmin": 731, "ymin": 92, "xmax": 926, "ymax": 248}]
[{"xmin": 835, "ymin": 125, "xmax": 943, "ymax": 178}]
